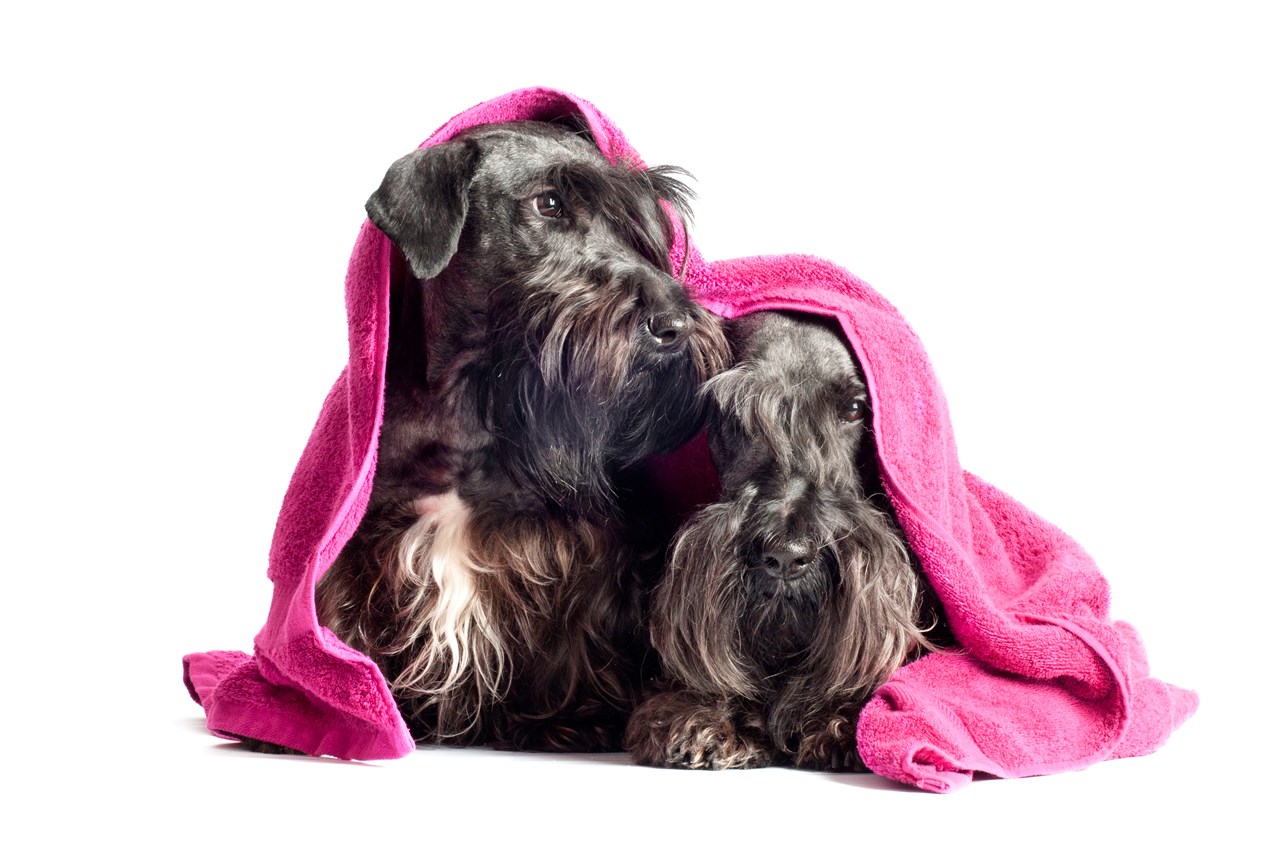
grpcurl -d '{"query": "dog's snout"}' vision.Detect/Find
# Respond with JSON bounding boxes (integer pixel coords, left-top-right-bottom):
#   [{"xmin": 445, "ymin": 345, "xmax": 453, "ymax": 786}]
[
  {"xmin": 645, "ymin": 312, "xmax": 690, "ymax": 352},
  {"xmin": 634, "ymin": 268, "xmax": 695, "ymax": 354},
  {"xmin": 759, "ymin": 541, "xmax": 815, "ymax": 581}
]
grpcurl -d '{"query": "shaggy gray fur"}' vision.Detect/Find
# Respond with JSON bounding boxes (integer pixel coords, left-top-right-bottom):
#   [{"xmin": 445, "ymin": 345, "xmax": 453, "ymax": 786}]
[{"xmin": 626, "ymin": 311, "xmax": 943, "ymax": 770}]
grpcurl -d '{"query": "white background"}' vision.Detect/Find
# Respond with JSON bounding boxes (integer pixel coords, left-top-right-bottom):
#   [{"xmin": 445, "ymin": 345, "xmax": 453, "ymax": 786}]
[{"xmin": 3, "ymin": 2, "xmax": 1268, "ymax": 843}]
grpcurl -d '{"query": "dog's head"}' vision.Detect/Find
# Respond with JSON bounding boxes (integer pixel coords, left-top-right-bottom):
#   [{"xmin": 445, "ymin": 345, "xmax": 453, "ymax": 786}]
[
  {"xmin": 367, "ymin": 120, "xmax": 728, "ymax": 508},
  {"xmin": 651, "ymin": 312, "xmax": 932, "ymax": 727}
]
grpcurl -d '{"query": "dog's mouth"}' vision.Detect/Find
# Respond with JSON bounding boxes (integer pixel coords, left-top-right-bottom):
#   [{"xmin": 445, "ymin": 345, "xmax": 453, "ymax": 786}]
[
  {"xmin": 740, "ymin": 540, "xmax": 833, "ymax": 669},
  {"xmin": 740, "ymin": 538, "xmax": 837, "ymax": 628}
]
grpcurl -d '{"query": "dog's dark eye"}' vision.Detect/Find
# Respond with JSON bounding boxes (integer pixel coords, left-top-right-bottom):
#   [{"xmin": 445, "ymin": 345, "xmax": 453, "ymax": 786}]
[
  {"xmin": 841, "ymin": 399, "xmax": 867, "ymax": 425},
  {"xmin": 533, "ymin": 191, "xmax": 566, "ymax": 219}
]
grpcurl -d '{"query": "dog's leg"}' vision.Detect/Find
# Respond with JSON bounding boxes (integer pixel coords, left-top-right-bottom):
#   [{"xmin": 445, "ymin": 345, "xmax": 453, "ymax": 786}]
[
  {"xmin": 624, "ymin": 689, "xmax": 777, "ymax": 770},
  {"xmin": 792, "ymin": 705, "xmax": 868, "ymax": 773},
  {"xmin": 491, "ymin": 638, "xmax": 635, "ymax": 753},
  {"xmin": 234, "ymin": 737, "xmax": 306, "ymax": 756},
  {"xmin": 490, "ymin": 603, "xmax": 641, "ymax": 753},
  {"xmin": 488, "ymin": 648, "xmax": 638, "ymax": 752},
  {"xmin": 492, "ymin": 699, "xmax": 628, "ymax": 754}
]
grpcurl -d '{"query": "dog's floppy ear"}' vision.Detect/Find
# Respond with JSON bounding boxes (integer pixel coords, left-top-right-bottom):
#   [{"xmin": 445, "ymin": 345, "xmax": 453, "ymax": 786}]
[{"xmin": 366, "ymin": 140, "xmax": 479, "ymax": 280}]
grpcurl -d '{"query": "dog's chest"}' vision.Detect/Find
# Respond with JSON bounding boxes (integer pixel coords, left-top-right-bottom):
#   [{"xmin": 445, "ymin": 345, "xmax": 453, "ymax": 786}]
[{"xmin": 409, "ymin": 491, "xmax": 623, "ymax": 623}]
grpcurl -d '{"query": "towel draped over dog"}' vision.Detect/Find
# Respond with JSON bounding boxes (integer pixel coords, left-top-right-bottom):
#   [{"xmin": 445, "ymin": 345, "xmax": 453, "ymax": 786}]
[
  {"xmin": 680, "ymin": 256, "xmax": 1198, "ymax": 791},
  {"xmin": 183, "ymin": 87, "xmax": 1195, "ymax": 790}
]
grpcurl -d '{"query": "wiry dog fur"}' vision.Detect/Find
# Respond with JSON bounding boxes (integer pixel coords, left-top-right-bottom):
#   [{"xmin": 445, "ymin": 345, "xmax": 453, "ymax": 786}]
[
  {"xmin": 315, "ymin": 120, "xmax": 729, "ymax": 752},
  {"xmin": 625, "ymin": 311, "xmax": 945, "ymax": 770}
]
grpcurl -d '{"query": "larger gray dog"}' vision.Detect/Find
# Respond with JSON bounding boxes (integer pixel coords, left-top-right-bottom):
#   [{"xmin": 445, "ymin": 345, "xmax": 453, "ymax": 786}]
[{"xmin": 316, "ymin": 120, "xmax": 728, "ymax": 752}]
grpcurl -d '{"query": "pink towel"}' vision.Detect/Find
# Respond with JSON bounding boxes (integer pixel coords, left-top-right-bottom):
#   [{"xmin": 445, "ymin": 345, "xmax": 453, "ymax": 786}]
[
  {"xmin": 677, "ymin": 254, "xmax": 1198, "ymax": 792},
  {"xmin": 184, "ymin": 88, "xmax": 1195, "ymax": 787}
]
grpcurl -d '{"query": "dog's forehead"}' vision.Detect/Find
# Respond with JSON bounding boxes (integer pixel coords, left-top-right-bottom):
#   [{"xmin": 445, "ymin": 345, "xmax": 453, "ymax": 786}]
[
  {"xmin": 459, "ymin": 121, "xmax": 609, "ymax": 189},
  {"xmin": 734, "ymin": 312, "xmax": 861, "ymax": 388}
]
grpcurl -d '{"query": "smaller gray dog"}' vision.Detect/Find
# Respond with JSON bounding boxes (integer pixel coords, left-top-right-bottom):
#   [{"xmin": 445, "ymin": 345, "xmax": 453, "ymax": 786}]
[{"xmin": 625, "ymin": 310, "xmax": 945, "ymax": 771}]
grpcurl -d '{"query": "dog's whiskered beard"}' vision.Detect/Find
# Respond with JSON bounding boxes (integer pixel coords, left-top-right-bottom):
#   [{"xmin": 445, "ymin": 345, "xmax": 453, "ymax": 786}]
[
  {"xmin": 655, "ymin": 489, "xmax": 929, "ymax": 750},
  {"xmin": 317, "ymin": 120, "xmax": 728, "ymax": 752},
  {"xmin": 487, "ymin": 262, "xmax": 724, "ymax": 512},
  {"xmin": 740, "ymin": 542, "xmax": 835, "ymax": 672}
]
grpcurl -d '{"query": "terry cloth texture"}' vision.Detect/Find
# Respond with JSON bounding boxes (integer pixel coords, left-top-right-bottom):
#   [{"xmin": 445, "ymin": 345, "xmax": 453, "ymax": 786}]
[
  {"xmin": 679, "ymin": 254, "xmax": 1198, "ymax": 792},
  {"xmin": 183, "ymin": 88, "xmax": 1196, "ymax": 788}
]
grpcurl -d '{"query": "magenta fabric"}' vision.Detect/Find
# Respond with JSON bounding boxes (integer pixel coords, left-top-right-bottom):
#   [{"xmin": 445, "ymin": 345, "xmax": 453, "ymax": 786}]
[
  {"xmin": 184, "ymin": 88, "xmax": 1195, "ymax": 786},
  {"xmin": 680, "ymin": 254, "xmax": 1198, "ymax": 791}
]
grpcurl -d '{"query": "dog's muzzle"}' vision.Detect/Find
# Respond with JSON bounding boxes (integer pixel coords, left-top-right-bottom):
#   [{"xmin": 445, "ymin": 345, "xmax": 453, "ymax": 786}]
[
  {"xmin": 634, "ymin": 267, "xmax": 700, "ymax": 355},
  {"xmin": 753, "ymin": 538, "xmax": 817, "ymax": 582},
  {"xmin": 643, "ymin": 311, "xmax": 691, "ymax": 353}
]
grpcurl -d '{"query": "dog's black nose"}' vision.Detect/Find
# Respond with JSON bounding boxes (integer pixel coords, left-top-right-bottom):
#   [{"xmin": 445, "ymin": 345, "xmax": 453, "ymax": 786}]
[
  {"xmin": 760, "ymin": 542, "xmax": 814, "ymax": 581},
  {"xmin": 645, "ymin": 312, "xmax": 689, "ymax": 352}
]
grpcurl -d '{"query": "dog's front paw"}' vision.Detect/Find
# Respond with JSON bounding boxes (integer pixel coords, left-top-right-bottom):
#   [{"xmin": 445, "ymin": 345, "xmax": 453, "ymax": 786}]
[
  {"xmin": 625, "ymin": 691, "xmax": 776, "ymax": 770},
  {"xmin": 793, "ymin": 711, "xmax": 865, "ymax": 772}
]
